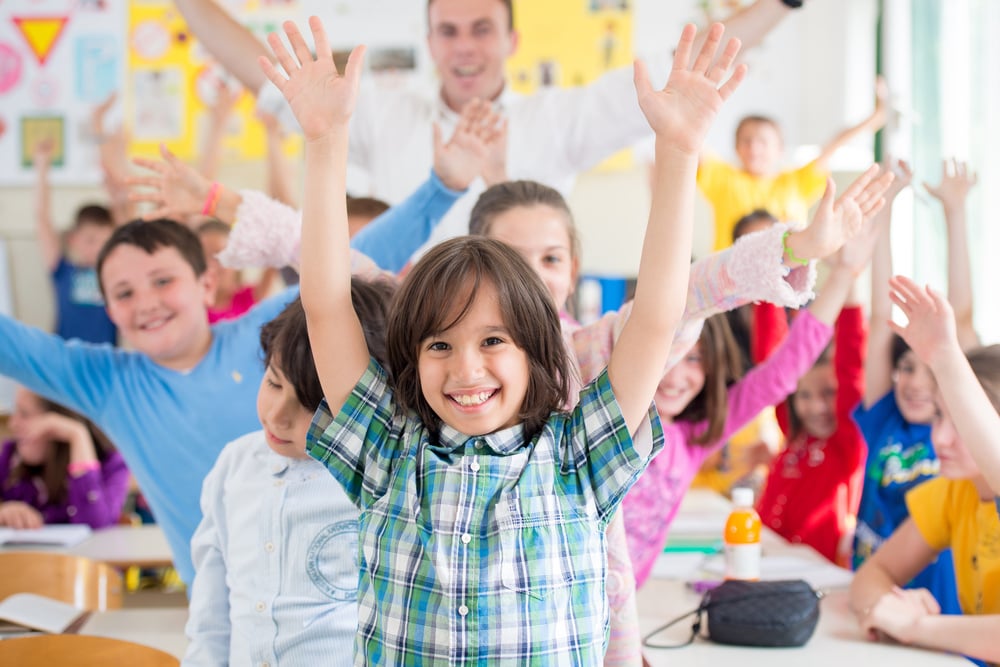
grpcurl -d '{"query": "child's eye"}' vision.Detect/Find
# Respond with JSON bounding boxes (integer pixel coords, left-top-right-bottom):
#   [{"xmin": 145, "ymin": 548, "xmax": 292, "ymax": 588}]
[
  {"xmin": 542, "ymin": 255, "xmax": 562, "ymax": 265},
  {"xmin": 154, "ymin": 277, "xmax": 173, "ymax": 288},
  {"xmin": 266, "ymin": 378, "xmax": 281, "ymax": 389},
  {"xmin": 483, "ymin": 336, "xmax": 504, "ymax": 347},
  {"xmin": 428, "ymin": 341, "xmax": 450, "ymax": 352},
  {"xmin": 113, "ymin": 290, "xmax": 132, "ymax": 301}
]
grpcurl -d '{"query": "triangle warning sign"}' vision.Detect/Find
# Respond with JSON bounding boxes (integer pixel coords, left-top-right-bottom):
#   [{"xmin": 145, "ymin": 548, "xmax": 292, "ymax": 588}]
[{"xmin": 12, "ymin": 16, "xmax": 70, "ymax": 67}]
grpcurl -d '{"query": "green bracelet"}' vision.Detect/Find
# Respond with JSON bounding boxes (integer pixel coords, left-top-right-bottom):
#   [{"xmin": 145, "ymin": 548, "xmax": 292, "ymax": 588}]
[{"xmin": 782, "ymin": 231, "xmax": 810, "ymax": 267}]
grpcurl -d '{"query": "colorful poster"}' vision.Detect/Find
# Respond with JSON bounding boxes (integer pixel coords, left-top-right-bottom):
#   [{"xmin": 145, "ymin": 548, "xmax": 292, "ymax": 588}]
[{"xmin": 0, "ymin": 0, "xmax": 126, "ymax": 185}]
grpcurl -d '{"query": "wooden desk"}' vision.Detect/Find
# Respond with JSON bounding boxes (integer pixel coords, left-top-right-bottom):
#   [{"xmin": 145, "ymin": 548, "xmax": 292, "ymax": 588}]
[
  {"xmin": 638, "ymin": 489, "xmax": 968, "ymax": 666},
  {"xmin": 79, "ymin": 608, "xmax": 188, "ymax": 660},
  {"xmin": 0, "ymin": 525, "xmax": 173, "ymax": 570}
]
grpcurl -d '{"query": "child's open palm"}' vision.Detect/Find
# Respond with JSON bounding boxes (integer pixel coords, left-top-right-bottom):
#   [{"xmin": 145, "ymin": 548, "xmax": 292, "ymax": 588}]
[
  {"xmin": 803, "ymin": 166, "xmax": 893, "ymax": 264},
  {"xmin": 433, "ymin": 99, "xmax": 503, "ymax": 191},
  {"xmin": 634, "ymin": 23, "xmax": 746, "ymax": 153},
  {"xmin": 888, "ymin": 276, "xmax": 959, "ymax": 367},
  {"xmin": 129, "ymin": 143, "xmax": 211, "ymax": 223},
  {"xmin": 923, "ymin": 158, "xmax": 977, "ymax": 212},
  {"xmin": 259, "ymin": 17, "xmax": 365, "ymax": 142}
]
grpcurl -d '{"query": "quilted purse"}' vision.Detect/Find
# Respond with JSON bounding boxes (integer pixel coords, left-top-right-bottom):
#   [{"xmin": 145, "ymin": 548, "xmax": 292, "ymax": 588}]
[{"xmin": 643, "ymin": 579, "xmax": 822, "ymax": 648}]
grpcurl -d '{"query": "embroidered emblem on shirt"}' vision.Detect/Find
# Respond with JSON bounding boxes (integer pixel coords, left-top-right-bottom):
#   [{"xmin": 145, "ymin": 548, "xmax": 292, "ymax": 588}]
[{"xmin": 231, "ymin": 370, "xmax": 242, "ymax": 383}]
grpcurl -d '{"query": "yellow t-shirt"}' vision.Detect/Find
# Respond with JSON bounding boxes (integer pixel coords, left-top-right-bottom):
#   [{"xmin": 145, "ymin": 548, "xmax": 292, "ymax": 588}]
[
  {"xmin": 906, "ymin": 477, "xmax": 1000, "ymax": 616},
  {"xmin": 697, "ymin": 155, "xmax": 829, "ymax": 251}
]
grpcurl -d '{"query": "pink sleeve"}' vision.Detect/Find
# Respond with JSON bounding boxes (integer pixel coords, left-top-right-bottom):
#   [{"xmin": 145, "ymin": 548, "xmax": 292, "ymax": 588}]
[{"xmin": 719, "ymin": 309, "xmax": 832, "ymax": 442}]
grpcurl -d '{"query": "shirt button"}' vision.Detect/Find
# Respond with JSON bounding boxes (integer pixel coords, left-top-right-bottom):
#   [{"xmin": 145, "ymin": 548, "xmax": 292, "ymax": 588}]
[
  {"xmin": 86, "ymin": 491, "xmax": 99, "ymax": 503},
  {"xmin": 265, "ymin": 542, "xmax": 275, "ymax": 552},
  {"xmin": 470, "ymin": 462, "xmax": 481, "ymax": 472},
  {"xmin": 274, "ymin": 480, "xmax": 285, "ymax": 487},
  {"xmin": 772, "ymin": 505, "xmax": 783, "ymax": 516},
  {"xmin": 461, "ymin": 534, "xmax": 471, "ymax": 544},
  {"xmin": 255, "ymin": 602, "xmax": 265, "ymax": 612},
  {"xmin": 458, "ymin": 604, "xmax": 469, "ymax": 616},
  {"xmin": 67, "ymin": 505, "xmax": 77, "ymax": 517},
  {"xmin": 776, "ymin": 494, "xmax": 787, "ymax": 504},
  {"xmin": 475, "ymin": 440, "xmax": 484, "ymax": 449},
  {"xmin": 772, "ymin": 518, "xmax": 782, "ymax": 529}
]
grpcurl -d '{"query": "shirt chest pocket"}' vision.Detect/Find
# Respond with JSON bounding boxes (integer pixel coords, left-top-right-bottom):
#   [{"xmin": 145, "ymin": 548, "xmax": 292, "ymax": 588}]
[{"xmin": 496, "ymin": 494, "xmax": 600, "ymax": 601}]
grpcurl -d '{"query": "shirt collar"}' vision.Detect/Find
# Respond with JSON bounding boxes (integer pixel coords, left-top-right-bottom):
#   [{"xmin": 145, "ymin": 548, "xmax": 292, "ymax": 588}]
[
  {"xmin": 434, "ymin": 421, "xmax": 527, "ymax": 455},
  {"xmin": 434, "ymin": 84, "xmax": 515, "ymax": 125}
]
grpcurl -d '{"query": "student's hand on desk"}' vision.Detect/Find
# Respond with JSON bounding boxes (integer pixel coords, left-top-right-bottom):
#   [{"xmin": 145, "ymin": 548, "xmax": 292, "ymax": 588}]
[
  {"xmin": 863, "ymin": 586, "xmax": 939, "ymax": 645},
  {"xmin": 129, "ymin": 143, "xmax": 212, "ymax": 223},
  {"xmin": 0, "ymin": 501, "xmax": 44, "ymax": 530}
]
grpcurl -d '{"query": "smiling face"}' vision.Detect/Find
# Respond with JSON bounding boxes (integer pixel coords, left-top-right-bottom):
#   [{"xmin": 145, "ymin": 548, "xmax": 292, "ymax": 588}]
[
  {"xmin": 417, "ymin": 280, "xmax": 529, "ymax": 436},
  {"xmin": 483, "ymin": 204, "xmax": 578, "ymax": 312},
  {"xmin": 100, "ymin": 244, "xmax": 215, "ymax": 370},
  {"xmin": 256, "ymin": 362, "xmax": 314, "ymax": 460},
  {"xmin": 9, "ymin": 388, "xmax": 51, "ymax": 466},
  {"xmin": 427, "ymin": 0, "xmax": 517, "ymax": 111},
  {"xmin": 655, "ymin": 344, "xmax": 707, "ymax": 420},
  {"xmin": 930, "ymin": 396, "xmax": 981, "ymax": 480},
  {"xmin": 735, "ymin": 119, "xmax": 783, "ymax": 177},
  {"xmin": 893, "ymin": 350, "xmax": 937, "ymax": 424},
  {"xmin": 792, "ymin": 363, "xmax": 837, "ymax": 439}
]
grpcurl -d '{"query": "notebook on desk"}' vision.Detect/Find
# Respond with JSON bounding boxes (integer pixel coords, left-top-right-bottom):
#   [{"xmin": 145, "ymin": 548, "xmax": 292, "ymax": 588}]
[
  {"xmin": 0, "ymin": 525, "xmax": 92, "ymax": 548},
  {"xmin": 0, "ymin": 593, "xmax": 87, "ymax": 635}
]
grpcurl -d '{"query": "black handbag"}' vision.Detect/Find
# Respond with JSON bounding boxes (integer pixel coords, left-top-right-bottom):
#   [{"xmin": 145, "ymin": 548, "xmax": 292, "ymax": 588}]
[{"xmin": 643, "ymin": 579, "xmax": 823, "ymax": 648}]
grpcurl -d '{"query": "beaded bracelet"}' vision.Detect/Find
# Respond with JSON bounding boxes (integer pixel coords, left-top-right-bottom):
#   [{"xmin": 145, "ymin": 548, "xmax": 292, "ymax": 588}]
[
  {"xmin": 782, "ymin": 231, "xmax": 810, "ymax": 266},
  {"xmin": 201, "ymin": 182, "xmax": 222, "ymax": 217}
]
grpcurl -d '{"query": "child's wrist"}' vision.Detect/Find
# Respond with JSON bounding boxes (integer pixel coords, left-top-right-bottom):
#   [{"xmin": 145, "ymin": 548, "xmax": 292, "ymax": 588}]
[
  {"xmin": 201, "ymin": 182, "xmax": 222, "ymax": 216},
  {"xmin": 67, "ymin": 460, "xmax": 100, "ymax": 476},
  {"xmin": 781, "ymin": 231, "xmax": 810, "ymax": 267}
]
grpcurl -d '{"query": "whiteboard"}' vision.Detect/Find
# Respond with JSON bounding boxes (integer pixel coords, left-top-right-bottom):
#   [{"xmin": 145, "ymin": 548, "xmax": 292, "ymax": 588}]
[{"xmin": 0, "ymin": 238, "xmax": 14, "ymax": 413}]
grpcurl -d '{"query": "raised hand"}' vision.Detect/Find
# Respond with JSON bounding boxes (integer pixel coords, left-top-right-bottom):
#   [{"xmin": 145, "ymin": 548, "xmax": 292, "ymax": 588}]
[
  {"xmin": 31, "ymin": 137, "xmax": 55, "ymax": 168},
  {"xmin": 887, "ymin": 276, "xmax": 959, "ymax": 367},
  {"xmin": 634, "ymin": 23, "xmax": 746, "ymax": 154},
  {"xmin": 90, "ymin": 91, "xmax": 118, "ymax": 141},
  {"xmin": 795, "ymin": 165, "xmax": 893, "ymax": 264},
  {"xmin": 128, "ymin": 143, "xmax": 212, "ymax": 223},
  {"xmin": 923, "ymin": 158, "xmax": 977, "ymax": 213},
  {"xmin": 208, "ymin": 80, "xmax": 242, "ymax": 124},
  {"xmin": 883, "ymin": 157, "xmax": 912, "ymax": 203},
  {"xmin": 433, "ymin": 98, "xmax": 504, "ymax": 191},
  {"xmin": 258, "ymin": 17, "xmax": 365, "ymax": 142}
]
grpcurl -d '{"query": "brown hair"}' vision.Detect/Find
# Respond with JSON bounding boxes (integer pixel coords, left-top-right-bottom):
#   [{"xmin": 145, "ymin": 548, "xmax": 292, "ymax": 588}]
[
  {"xmin": 673, "ymin": 314, "xmax": 744, "ymax": 444},
  {"xmin": 346, "ymin": 196, "xmax": 390, "ymax": 222},
  {"xmin": 469, "ymin": 180, "xmax": 581, "ymax": 262},
  {"xmin": 196, "ymin": 219, "xmax": 231, "ymax": 238},
  {"xmin": 427, "ymin": 0, "xmax": 514, "ymax": 30},
  {"xmin": 96, "ymin": 219, "xmax": 207, "ymax": 296},
  {"xmin": 966, "ymin": 345, "xmax": 1000, "ymax": 413},
  {"xmin": 260, "ymin": 279, "xmax": 396, "ymax": 411},
  {"xmin": 732, "ymin": 209, "xmax": 778, "ymax": 244},
  {"xmin": 4, "ymin": 394, "xmax": 115, "ymax": 507},
  {"xmin": 73, "ymin": 204, "xmax": 113, "ymax": 230},
  {"xmin": 386, "ymin": 237, "xmax": 570, "ymax": 441},
  {"xmin": 786, "ymin": 345, "xmax": 834, "ymax": 440},
  {"xmin": 735, "ymin": 115, "xmax": 782, "ymax": 145}
]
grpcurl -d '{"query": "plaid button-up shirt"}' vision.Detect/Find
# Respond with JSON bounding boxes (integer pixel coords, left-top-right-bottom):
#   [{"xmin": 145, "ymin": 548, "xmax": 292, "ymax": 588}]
[{"xmin": 307, "ymin": 359, "xmax": 663, "ymax": 666}]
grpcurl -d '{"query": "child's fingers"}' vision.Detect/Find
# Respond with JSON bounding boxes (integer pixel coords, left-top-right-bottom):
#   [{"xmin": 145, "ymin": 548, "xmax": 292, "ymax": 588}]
[
  {"xmin": 671, "ymin": 24, "xmax": 698, "ymax": 72},
  {"xmin": 633, "ymin": 59, "xmax": 652, "ymax": 97},
  {"xmin": 125, "ymin": 175, "xmax": 165, "ymax": 190},
  {"xmin": 308, "ymin": 16, "xmax": 332, "ymax": 67},
  {"xmin": 342, "ymin": 44, "xmax": 367, "ymax": 92},
  {"xmin": 716, "ymin": 62, "xmax": 747, "ymax": 100},
  {"xmin": 267, "ymin": 30, "xmax": 299, "ymax": 79},
  {"xmin": 708, "ymin": 37, "xmax": 742, "ymax": 84},
  {"xmin": 284, "ymin": 20, "xmax": 314, "ymax": 70},
  {"xmin": 691, "ymin": 23, "xmax": 723, "ymax": 75},
  {"xmin": 130, "ymin": 157, "xmax": 167, "ymax": 175},
  {"xmin": 840, "ymin": 164, "xmax": 881, "ymax": 202},
  {"xmin": 258, "ymin": 55, "xmax": 287, "ymax": 91},
  {"xmin": 432, "ymin": 123, "xmax": 443, "ymax": 155}
]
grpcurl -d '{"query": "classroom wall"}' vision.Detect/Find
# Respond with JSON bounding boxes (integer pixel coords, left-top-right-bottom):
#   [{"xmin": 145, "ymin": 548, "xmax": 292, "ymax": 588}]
[{"xmin": 0, "ymin": 0, "xmax": 878, "ymax": 329}]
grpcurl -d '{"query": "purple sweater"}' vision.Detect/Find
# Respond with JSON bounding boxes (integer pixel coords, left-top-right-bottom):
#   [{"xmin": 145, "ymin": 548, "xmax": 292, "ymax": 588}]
[
  {"xmin": 621, "ymin": 310, "xmax": 834, "ymax": 586},
  {"xmin": 0, "ymin": 440, "xmax": 130, "ymax": 529}
]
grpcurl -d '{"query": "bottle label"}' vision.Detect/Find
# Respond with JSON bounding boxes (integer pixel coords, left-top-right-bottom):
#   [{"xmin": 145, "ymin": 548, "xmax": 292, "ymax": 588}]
[{"xmin": 724, "ymin": 542, "xmax": 761, "ymax": 580}]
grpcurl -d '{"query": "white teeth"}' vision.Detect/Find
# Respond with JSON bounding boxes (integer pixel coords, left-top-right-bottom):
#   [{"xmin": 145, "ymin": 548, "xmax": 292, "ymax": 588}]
[
  {"xmin": 140, "ymin": 317, "xmax": 168, "ymax": 330},
  {"xmin": 453, "ymin": 391, "xmax": 494, "ymax": 407},
  {"xmin": 455, "ymin": 65, "xmax": 482, "ymax": 76}
]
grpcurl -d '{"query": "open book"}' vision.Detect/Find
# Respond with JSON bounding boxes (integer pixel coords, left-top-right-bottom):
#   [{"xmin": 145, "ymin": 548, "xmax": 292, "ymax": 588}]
[
  {"xmin": 0, "ymin": 593, "xmax": 86, "ymax": 635},
  {"xmin": 0, "ymin": 524, "xmax": 92, "ymax": 548}
]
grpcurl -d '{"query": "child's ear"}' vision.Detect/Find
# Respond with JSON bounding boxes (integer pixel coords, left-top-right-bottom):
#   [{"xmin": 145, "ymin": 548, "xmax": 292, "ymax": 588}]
[{"xmin": 199, "ymin": 269, "xmax": 218, "ymax": 307}]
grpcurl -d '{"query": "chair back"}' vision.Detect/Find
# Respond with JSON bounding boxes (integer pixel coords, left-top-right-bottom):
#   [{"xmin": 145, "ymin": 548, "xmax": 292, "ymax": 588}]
[
  {"xmin": 0, "ymin": 551, "xmax": 123, "ymax": 610},
  {"xmin": 0, "ymin": 634, "xmax": 179, "ymax": 666}
]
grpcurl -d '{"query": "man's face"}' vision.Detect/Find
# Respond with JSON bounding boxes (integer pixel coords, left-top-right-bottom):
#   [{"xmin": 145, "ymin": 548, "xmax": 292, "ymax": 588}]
[{"xmin": 427, "ymin": 0, "xmax": 517, "ymax": 111}]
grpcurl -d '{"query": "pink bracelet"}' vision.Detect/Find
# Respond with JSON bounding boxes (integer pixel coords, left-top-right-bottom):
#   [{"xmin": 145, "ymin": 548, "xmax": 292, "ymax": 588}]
[
  {"xmin": 201, "ymin": 182, "xmax": 222, "ymax": 216},
  {"xmin": 67, "ymin": 460, "xmax": 100, "ymax": 475}
]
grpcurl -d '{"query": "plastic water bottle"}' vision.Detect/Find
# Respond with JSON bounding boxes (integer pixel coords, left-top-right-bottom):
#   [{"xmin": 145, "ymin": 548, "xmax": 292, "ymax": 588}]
[{"xmin": 724, "ymin": 487, "xmax": 761, "ymax": 580}]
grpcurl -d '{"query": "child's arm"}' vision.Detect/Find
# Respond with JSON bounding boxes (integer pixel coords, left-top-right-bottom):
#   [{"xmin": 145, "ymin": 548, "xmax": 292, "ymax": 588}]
[
  {"xmin": 260, "ymin": 18, "xmax": 369, "ymax": 410},
  {"xmin": 609, "ymin": 24, "xmax": 746, "ymax": 439},
  {"xmin": 91, "ymin": 93, "xmax": 134, "ymax": 225},
  {"xmin": 198, "ymin": 81, "xmax": 241, "ymax": 181},
  {"xmin": 174, "ymin": 0, "xmax": 269, "ymax": 95},
  {"xmin": 923, "ymin": 158, "xmax": 979, "ymax": 349},
  {"xmin": 258, "ymin": 110, "xmax": 298, "ymax": 208},
  {"xmin": 864, "ymin": 159, "xmax": 911, "ymax": 408},
  {"xmin": 866, "ymin": 597, "xmax": 1000, "ymax": 664},
  {"xmin": 811, "ymin": 77, "xmax": 888, "ymax": 172},
  {"xmin": 889, "ymin": 276, "xmax": 1000, "ymax": 493},
  {"xmin": 184, "ymin": 457, "xmax": 233, "ymax": 667},
  {"xmin": 848, "ymin": 518, "xmax": 938, "ymax": 630},
  {"xmin": 693, "ymin": 0, "xmax": 800, "ymax": 57},
  {"xmin": 32, "ymin": 139, "xmax": 61, "ymax": 272}
]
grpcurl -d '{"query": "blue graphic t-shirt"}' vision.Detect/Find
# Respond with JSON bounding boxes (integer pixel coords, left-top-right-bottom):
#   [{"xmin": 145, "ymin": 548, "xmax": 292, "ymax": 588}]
[
  {"xmin": 51, "ymin": 257, "xmax": 116, "ymax": 345},
  {"xmin": 853, "ymin": 390, "xmax": 961, "ymax": 614}
]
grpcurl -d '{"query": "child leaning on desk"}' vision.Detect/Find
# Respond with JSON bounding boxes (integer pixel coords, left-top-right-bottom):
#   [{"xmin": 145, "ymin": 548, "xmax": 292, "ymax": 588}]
[
  {"xmin": 849, "ymin": 277, "xmax": 1000, "ymax": 666},
  {"xmin": 183, "ymin": 284, "xmax": 394, "ymax": 667}
]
